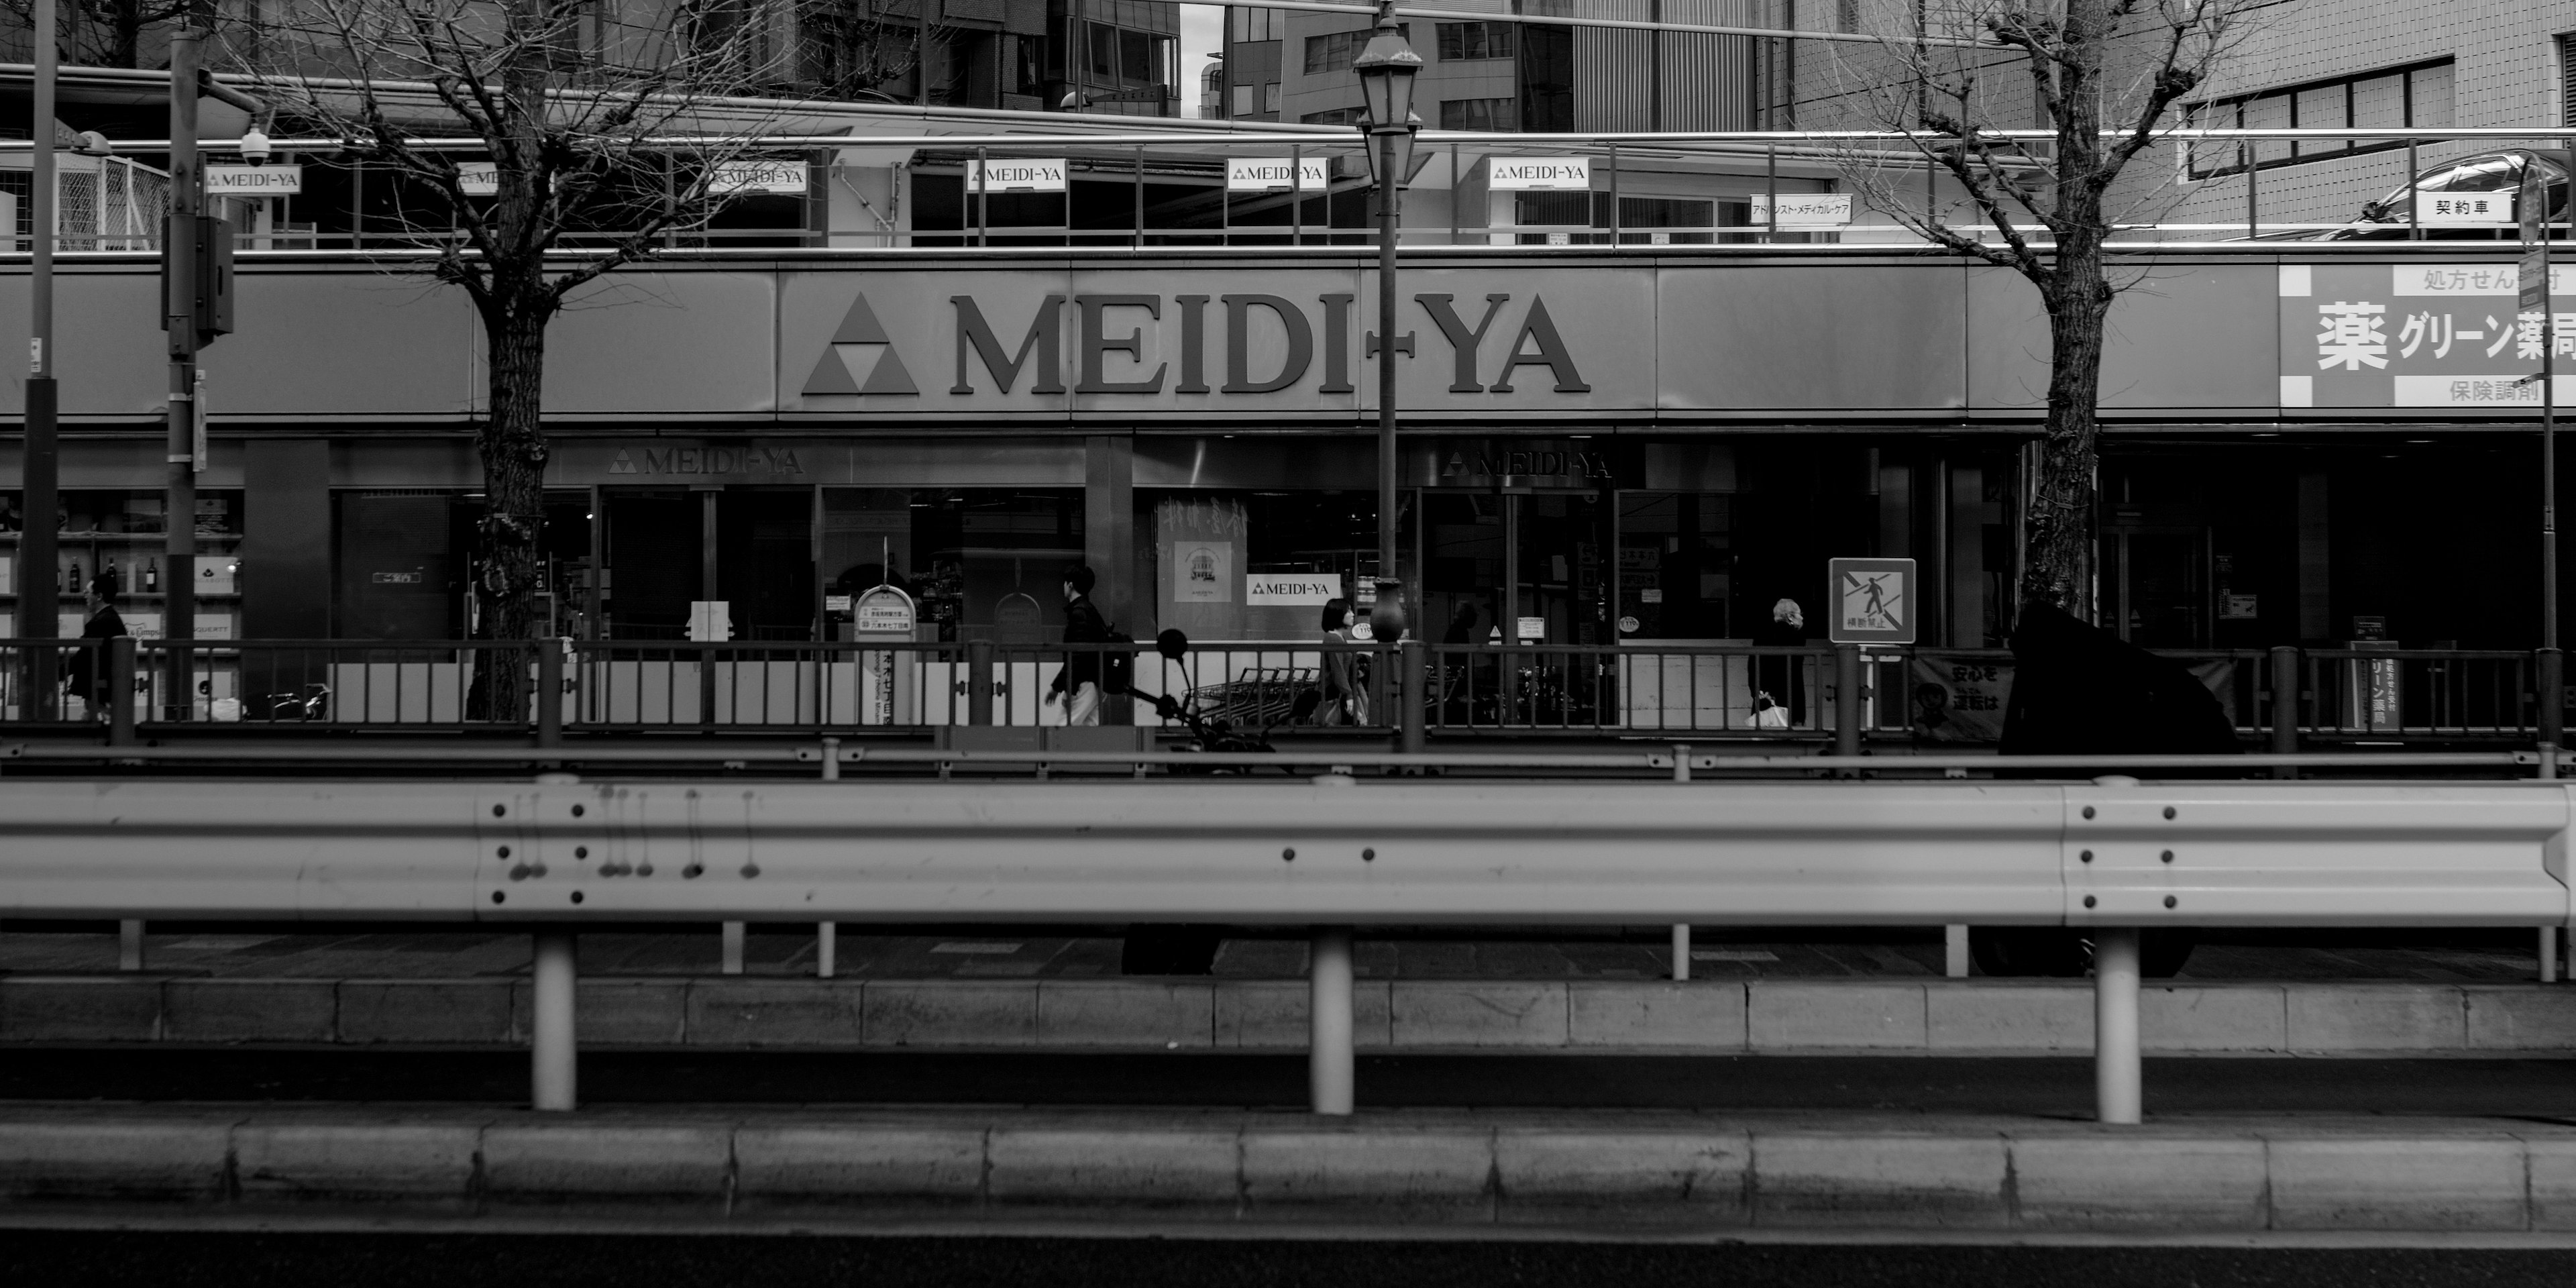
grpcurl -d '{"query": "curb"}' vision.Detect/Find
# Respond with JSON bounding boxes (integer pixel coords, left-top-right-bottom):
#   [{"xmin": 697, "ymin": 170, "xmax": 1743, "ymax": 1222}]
[
  {"xmin": 5, "ymin": 1106, "xmax": 2576, "ymax": 1233},
  {"xmin": 3, "ymin": 975, "xmax": 2569, "ymax": 1056}
]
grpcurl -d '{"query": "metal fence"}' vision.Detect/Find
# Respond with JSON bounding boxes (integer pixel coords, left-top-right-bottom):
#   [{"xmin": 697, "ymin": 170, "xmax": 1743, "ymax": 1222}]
[{"xmin": 0, "ymin": 636, "xmax": 2554, "ymax": 748}]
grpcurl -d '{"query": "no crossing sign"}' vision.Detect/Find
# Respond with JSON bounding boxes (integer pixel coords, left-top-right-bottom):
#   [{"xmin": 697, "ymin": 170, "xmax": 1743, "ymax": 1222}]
[{"xmin": 1829, "ymin": 557, "xmax": 1916, "ymax": 645}]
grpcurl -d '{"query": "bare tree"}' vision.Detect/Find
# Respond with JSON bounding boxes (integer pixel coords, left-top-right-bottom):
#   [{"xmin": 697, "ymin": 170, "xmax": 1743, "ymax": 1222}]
[
  {"xmin": 1, "ymin": 0, "xmax": 193, "ymax": 68},
  {"xmin": 225, "ymin": 0, "xmax": 798, "ymax": 716},
  {"xmin": 797, "ymin": 0, "xmax": 941, "ymax": 102},
  {"xmin": 1825, "ymin": 0, "xmax": 2255, "ymax": 619}
]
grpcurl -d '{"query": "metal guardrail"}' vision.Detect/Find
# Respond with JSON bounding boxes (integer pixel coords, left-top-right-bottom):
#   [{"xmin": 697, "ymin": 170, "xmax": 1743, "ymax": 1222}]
[
  {"xmin": 0, "ymin": 774, "xmax": 2568, "ymax": 1122},
  {"xmin": 0, "ymin": 637, "xmax": 2553, "ymax": 751}
]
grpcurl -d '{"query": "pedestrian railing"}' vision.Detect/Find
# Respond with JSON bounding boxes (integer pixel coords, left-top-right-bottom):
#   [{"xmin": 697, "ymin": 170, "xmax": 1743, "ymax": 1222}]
[{"xmin": 0, "ymin": 636, "xmax": 2558, "ymax": 750}]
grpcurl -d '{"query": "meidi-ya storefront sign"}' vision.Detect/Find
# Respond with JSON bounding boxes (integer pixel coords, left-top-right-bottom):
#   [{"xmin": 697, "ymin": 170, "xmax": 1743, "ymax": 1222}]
[
  {"xmin": 966, "ymin": 158, "xmax": 1069, "ymax": 192},
  {"xmin": 2279, "ymin": 262, "xmax": 2576, "ymax": 408}
]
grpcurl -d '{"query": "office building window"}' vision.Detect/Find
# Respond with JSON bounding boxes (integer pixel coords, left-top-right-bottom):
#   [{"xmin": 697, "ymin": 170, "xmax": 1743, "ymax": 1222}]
[
  {"xmin": 2186, "ymin": 59, "xmax": 2452, "ymax": 178},
  {"xmin": 1304, "ymin": 25, "xmax": 1405, "ymax": 74},
  {"xmin": 1301, "ymin": 106, "xmax": 1363, "ymax": 125},
  {"xmin": 1230, "ymin": 7, "xmax": 1281, "ymax": 42},
  {"xmin": 2562, "ymin": 34, "xmax": 2576, "ymax": 126},
  {"xmin": 1440, "ymin": 97, "xmax": 1514, "ymax": 131},
  {"xmin": 1235, "ymin": 85, "xmax": 1260, "ymax": 117},
  {"xmin": 1265, "ymin": 83, "xmax": 1282, "ymax": 113},
  {"xmin": 1436, "ymin": 21, "xmax": 1514, "ymax": 60},
  {"xmin": 1075, "ymin": 21, "xmax": 1172, "ymax": 87},
  {"xmin": 1513, "ymin": 193, "xmax": 1715, "ymax": 244}
]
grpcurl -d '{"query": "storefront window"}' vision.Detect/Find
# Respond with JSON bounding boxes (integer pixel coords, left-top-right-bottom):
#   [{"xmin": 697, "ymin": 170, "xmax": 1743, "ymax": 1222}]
[
  {"xmin": 1147, "ymin": 490, "xmax": 1383, "ymax": 641},
  {"xmin": 340, "ymin": 488, "xmax": 590, "ymax": 641},
  {"xmin": 4, "ymin": 489, "xmax": 248, "ymax": 639},
  {"xmin": 820, "ymin": 488, "xmax": 1083, "ymax": 643},
  {"xmin": 1617, "ymin": 492, "xmax": 1734, "ymax": 641}
]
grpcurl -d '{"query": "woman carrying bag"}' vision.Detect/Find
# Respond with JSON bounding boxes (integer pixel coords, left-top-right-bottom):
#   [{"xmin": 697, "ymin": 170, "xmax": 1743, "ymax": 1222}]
[{"xmin": 1316, "ymin": 598, "xmax": 1371, "ymax": 727}]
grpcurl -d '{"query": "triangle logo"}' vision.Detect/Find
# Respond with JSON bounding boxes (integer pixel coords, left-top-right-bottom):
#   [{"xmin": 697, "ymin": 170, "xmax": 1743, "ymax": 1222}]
[
  {"xmin": 802, "ymin": 292, "xmax": 919, "ymax": 398},
  {"xmin": 609, "ymin": 449, "xmax": 638, "ymax": 475}
]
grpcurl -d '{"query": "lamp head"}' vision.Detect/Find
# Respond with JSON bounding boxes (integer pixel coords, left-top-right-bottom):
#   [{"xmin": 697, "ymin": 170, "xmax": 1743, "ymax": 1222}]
[{"xmin": 1350, "ymin": 15, "xmax": 1423, "ymax": 133}]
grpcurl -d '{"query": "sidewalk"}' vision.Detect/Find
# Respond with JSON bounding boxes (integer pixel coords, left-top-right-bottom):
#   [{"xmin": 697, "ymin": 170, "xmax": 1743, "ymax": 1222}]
[
  {"xmin": 6, "ymin": 1102, "xmax": 2576, "ymax": 1236},
  {"xmin": 0, "ymin": 927, "xmax": 2555, "ymax": 983}
]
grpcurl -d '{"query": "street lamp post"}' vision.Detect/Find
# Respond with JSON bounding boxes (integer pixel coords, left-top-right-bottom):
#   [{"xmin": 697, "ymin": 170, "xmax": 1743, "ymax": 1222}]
[
  {"xmin": 21, "ymin": 0, "xmax": 59, "ymax": 717},
  {"xmin": 1352, "ymin": 4, "xmax": 1421, "ymax": 636}
]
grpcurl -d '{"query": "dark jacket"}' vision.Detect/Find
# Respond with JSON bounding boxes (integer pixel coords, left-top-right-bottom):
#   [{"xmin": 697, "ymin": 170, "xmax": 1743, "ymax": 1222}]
[
  {"xmin": 64, "ymin": 604, "xmax": 127, "ymax": 708},
  {"xmin": 1998, "ymin": 601, "xmax": 2238, "ymax": 768},
  {"xmin": 1051, "ymin": 593, "xmax": 1110, "ymax": 693}
]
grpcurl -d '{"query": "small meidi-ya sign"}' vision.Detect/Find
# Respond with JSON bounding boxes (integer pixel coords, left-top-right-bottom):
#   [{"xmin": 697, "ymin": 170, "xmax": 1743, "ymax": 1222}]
[{"xmin": 2280, "ymin": 262, "xmax": 2576, "ymax": 408}]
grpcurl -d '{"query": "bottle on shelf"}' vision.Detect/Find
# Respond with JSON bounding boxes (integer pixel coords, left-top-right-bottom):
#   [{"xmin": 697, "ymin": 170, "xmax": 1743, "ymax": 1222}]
[
  {"xmin": 64, "ymin": 557, "xmax": 80, "ymax": 596},
  {"xmin": 143, "ymin": 557, "xmax": 158, "ymax": 593}
]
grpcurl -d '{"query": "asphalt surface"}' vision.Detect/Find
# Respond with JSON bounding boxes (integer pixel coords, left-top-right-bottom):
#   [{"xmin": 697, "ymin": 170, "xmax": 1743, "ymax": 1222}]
[
  {"xmin": 5, "ymin": 1048, "xmax": 2572, "ymax": 1116},
  {"xmin": 5, "ymin": 1232, "xmax": 2571, "ymax": 1287}
]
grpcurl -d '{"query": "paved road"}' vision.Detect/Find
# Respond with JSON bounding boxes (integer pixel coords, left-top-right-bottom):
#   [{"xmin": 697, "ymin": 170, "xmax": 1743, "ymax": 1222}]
[
  {"xmin": 7, "ymin": 1049, "xmax": 2573, "ymax": 1116},
  {"xmin": 7, "ymin": 1231, "xmax": 2571, "ymax": 1287}
]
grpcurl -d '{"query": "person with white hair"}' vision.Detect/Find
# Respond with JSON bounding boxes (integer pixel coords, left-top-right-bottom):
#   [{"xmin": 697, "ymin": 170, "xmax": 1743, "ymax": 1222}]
[{"xmin": 1751, "ymin": 596, "xmax": 1807, "ymax": 727}]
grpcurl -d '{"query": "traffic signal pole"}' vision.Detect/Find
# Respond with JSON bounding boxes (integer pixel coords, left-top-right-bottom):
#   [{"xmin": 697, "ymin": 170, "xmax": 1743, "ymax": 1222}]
[{"xmin": 164, "ymin": 14, "xmax": 202, "ymax": 718}]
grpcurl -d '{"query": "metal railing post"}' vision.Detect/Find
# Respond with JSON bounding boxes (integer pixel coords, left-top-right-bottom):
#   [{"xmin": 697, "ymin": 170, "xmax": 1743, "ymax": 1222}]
[
  {"xmin": 721, "ymin": 921, "xmax": 746, "ymax": 975},
  {"xmin": 535, "ymin": 640, "xmax": 563, "ymax": 747},
  {"xmin": 531, "ymin": 930, "xmax": 578, "ymax": 1112},
  {"xmin": 117, "ymin": 919, "xmax": 146, "ymax": 971},
  {"xmin": 817, "ymin": 922, "xmax": 837, "ymax": 979},
  {"xmin": 1670, "ymin": 923, "xmax": 1690, "ymax": 980},
  {"xmin": 968, "ymin": 640, "xmax": 995, "ymax": 726},
  {"xmin": 1309, "ymin": 926, "xmax": 1354, "ymax": 1116},
  {"xmin": 2539, "ymin": 648, "xmax": 2565, "ymax": 766},
  {"xmin": 2542, "ymin": 927, "xmax": 2559, "ymax": 983},
  {"xmin": 1399, "ymin": 639, "xmax": 1426, "ymax": 756},
  {"xmin": 1834, "ymin": 644, "xmax": 1862, "ymax": 761},
  {"xmin": 106, "ymin": 635, "xmax": 136, "ymax": 746},
  {"xmin": 1945, "ymin": 924, "xmax": 1969, "ymax": 977},
  {"xmin": 2094, "ymin": 926, "xmax": 2142, "ymax": 1125},
  {"xmin": 2269, "ymin": 645, "xmax": 2302, "ymax": 780}
]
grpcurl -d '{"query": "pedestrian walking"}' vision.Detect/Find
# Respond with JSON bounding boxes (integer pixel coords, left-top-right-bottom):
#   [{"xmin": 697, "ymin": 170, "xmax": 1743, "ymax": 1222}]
[
  {"xmin": 1316, "ymin": 598, "xmax": 1371, "ymax": 726},
  {"xmin": 62, "ymin": 572, "xmax": 127, "ymax": 720},
  {"xmin": 1751, "ymin": 596, "xmax": 1806, "ymax": 727},
  {"xmin": 1044, "ymin": 563, "xmax": 1109, "ymax": 726}
]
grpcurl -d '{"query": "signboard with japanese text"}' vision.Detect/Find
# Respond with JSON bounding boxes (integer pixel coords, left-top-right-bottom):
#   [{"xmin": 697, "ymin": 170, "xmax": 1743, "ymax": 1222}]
[
  {"xmin": 2418, "ymin": 194, "xmax": 2513, "ymax": 226},
  {"xmin": 2279, "ymin": 262, "xmax": 2576, "ymax": 408},
  {"xmin": 1750, "ymin": 195, "xmax": 1853, "ymax": 228},
  {"xmin": 1828, "ymin": 557, "xmax": 1915, "ymax": 645}
]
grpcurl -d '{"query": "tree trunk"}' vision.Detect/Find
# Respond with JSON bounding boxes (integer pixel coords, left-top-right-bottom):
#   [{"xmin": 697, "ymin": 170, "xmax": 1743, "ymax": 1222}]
[
  {"xmin": 2018, "ymin": 0, "xmax": 2114, "ymax": 623},
  {"xmin": 470, "ymin": 303, "xmax": 551, "ymax": 724}
]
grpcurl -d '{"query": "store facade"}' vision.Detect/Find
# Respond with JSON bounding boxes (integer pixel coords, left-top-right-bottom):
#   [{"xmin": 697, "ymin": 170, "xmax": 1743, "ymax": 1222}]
[{"xmin": 0, "ymin": 248, "xmax": 2551, "ymax": 670}]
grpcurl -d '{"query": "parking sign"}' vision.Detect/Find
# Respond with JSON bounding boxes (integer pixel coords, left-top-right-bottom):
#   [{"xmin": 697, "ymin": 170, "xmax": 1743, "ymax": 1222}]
[{"xmin": 1829, "ymin": 557, "xmax": 1916, "ymax": 644}]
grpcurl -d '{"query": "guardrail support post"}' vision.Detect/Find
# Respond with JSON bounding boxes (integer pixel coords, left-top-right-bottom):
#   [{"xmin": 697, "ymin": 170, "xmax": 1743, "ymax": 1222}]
[
  {"xmin": 1399, "ymin": 639, "xmax": 1426, "ymax": 758},
  {"xmin": 531, "ymin": 931, "xmax": 578, "ymax": 1112},
  {"xmin": 117, "ymin": 919, "xmax": 145, "ymax": 971},
  {"xmin": 968, "ymin": 641, "xmax": 995, "ymax": 726},
  {"xmin": 1834, "ymin": 645, "xmax": 1862, "ymax": 763},
  {"xmin": 2542, "ymin": 927, "xmax": 2559, "ymax": 983},
  {"xmin": 2269, "ymin": 646, "xmax": 2300, "ymax": 780},
  {"xmin": 817, "ymin": 922, "xmax": 837, "ymax": 979},
  {"xmin": 535, "ymin": 641, "xmax": 563, "ymax": 747},
  {"xmin": 1670, "ymin": 923, "xmax": 1690, "ymax": 980},
  {"xmin": 1945, "ymin": 924, "xmax": 1969, "ymax": 977},
  {"xmin": 106, "ymin": 635, "xmax": 136, "ymax": 746},
  {"xmin": 1309, "ymin": 926, "xmax": 1354, "ymax": 1116},
  {"xmin": 2094, "ymin": 926, "xmax": 2142, "ymax": 1126},
  {"xmin": 721, "ymin": 921, "xmax": 746, "ymax": 975}
]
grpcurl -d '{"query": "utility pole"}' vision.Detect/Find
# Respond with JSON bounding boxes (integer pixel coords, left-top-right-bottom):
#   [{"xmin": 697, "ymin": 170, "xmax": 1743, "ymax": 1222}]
[
  {"xmin": 164, "ymin": 7, "xmax": 204, "ymax": 719},
  {"xmin": 2524, "ymin": 153, "xmax": 2564, "ymax": 770},
  {"xmin": 21, "ymin": 0, "xmax": 59, "ymax": 717}
]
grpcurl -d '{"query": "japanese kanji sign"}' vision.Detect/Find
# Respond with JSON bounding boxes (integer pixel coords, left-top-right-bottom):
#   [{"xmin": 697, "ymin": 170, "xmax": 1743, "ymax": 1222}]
[
  {"xmin": 2279, "ymin": 263, "xmax": 2576, "ymax": 407},
  {"xmin": 2418, "ymin": 195, "xmax": 2514, "ymax": 227},
  {"xmin": 1829, "ymin": 557, "xmax": 1916, "ymax": 645}
]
